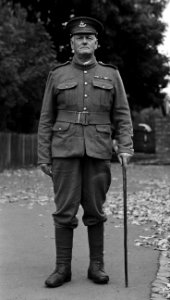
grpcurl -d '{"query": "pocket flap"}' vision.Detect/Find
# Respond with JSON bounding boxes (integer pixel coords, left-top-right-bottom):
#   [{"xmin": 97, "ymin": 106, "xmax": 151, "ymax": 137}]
[
  {"xmin": 96, "ymin": 125, "xmax": 111, "ymax": 133},
  {"xmin": 57, "ymin": 81, "xmax": 78, "ymax": 90},
  {"xmin": 52, "ymin": 122, "xmax": 70, "ymax": 131},
  {"xmin": 93, "ymin": 79, "xmax": 113, "ymax": 90}
]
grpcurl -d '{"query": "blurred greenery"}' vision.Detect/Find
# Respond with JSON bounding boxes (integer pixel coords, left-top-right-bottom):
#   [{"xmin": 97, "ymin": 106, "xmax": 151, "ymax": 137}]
[
  {"xmin": 0, "ymin": 0, "xmax": 56, "ymax": 132},
  {"xmin": 0, "ymin": 0, "xmax": 170, "ymax": 132}
]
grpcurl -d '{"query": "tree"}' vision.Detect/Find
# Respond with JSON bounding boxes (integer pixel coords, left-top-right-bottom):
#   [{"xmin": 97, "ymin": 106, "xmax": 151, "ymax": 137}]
[
  {"xmin": 98, "ymin": 0, "xmax": 170, "ymax": 109},
  {"xmin": 66, "ymin": 0, "xmax": 170, "ymax": 109},
  {"xmin": 0, "ymin": 0, "xmax": 56, "ymax": 133},
  {"xmin": 8, "ymin": 0, "xmax": 170, "ymax": 111}
]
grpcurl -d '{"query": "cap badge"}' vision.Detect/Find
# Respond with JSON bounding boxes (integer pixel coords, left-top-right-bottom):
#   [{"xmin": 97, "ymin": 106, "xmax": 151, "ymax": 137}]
[{"xmin": 79, "ymin": 21, "xmax": 86, "ymax": 28}]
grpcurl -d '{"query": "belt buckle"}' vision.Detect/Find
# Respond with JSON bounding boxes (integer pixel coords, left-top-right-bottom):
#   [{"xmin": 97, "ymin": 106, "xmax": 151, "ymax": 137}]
[{"xmin": 76, "ymin": 111, "xmax": 88, "ymax": 125}]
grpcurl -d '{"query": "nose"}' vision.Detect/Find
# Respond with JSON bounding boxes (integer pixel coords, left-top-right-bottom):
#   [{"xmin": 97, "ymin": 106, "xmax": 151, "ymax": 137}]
[{"xmin": 82, "ymin": 36, "xmax": 88, "ymax": 43}]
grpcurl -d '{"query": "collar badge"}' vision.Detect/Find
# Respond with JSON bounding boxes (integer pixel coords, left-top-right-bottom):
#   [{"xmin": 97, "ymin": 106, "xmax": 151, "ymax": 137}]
[{"xmin": 79, "ymin": 21, "xmax": 86, "ymax": 28}]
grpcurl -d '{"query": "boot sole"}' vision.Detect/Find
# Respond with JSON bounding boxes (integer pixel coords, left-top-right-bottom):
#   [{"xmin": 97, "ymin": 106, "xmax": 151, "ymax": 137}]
[{"xmin": 45, "ymin": 274, "xmax": 71, "ymax": 288}]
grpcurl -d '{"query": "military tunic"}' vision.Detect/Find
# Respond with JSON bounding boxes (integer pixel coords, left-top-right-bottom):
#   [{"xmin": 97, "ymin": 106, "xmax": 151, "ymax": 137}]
[{"xmin": 38, "ymin": 56, "xmax": 133, "ymax": 164}]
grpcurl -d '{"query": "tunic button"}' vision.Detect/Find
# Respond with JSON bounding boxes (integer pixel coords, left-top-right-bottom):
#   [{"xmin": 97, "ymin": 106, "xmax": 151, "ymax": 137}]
[
  {"xmin": 84, "ymin": 70, "xmax": 87, "ymax": 74},
  {"xmin": 84, "ymin": 94, "xmax": 88, "ymax": 98},
  {"xmin": 59, "ymin": 128, "xmax": 61, "ymax": 130},
  {"xmin": 83, "ymin": 107, "xmax": 87, "ymax": 110},
  {"xmin": 84, "ymin": 82, "xmax": 88, "ymax": 85}
]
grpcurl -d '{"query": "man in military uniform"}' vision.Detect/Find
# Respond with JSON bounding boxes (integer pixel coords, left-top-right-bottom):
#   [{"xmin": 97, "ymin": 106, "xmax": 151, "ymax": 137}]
[{"xmin": 38, "ymin": 16, "xmax": 133, "ymax": 288}]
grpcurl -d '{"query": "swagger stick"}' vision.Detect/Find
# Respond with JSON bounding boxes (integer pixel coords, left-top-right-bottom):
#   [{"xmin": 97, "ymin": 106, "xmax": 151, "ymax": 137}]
[{"xmin": 122, "ymin": 163, "xmax": 128, "ymax": 287}]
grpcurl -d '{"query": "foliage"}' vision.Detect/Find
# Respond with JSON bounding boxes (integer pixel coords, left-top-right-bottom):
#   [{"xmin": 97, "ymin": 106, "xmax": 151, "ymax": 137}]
[
  {"xmin": 98, "ymin": 0, "xmax": 170, "ymax": 109},
  {"xmin": 9, "ymin": 0, "xmax": 170, "ymax": 111},
  {"xmin": 0, "ymin": 0, "xmax": 56, "ymax": 133}
]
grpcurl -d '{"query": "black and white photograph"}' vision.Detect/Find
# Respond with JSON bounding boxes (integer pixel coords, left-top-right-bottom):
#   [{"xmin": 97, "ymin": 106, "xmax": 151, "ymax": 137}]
[{"xmin": 0, "ymin": 1, "xmax": 170, "ymax": 299}]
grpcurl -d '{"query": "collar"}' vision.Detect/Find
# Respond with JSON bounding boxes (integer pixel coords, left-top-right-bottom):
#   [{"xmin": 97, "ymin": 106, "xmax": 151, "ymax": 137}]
[{"xmin": 72, "ymin": 55, "xmax": 97, "ymax": 70}]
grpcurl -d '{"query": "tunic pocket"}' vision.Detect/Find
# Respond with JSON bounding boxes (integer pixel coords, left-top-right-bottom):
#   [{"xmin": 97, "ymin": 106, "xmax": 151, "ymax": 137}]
[
  {"xmin": 52, "ymin": 121, "xmax": 76, "ymax": 138},
  {"xmin": 56, "ymin": 81, "xmax": 78, "ymax": 106},
  {"xmin": 92, "ymin": 79, "xmax": 113, "ymax": 90},
  {"xmin": 52, "ymin": 122, "xmax": 70, "ymax": 132},
  {"xmin": 96, "ymin": 124, "xmax": 111, "ymax": 135},
  {"xmin": 57, "ymin": 81, "xmax": 78, "ymax": 90},
  {"xmin": 92, "ymin": 79, "xmax": 113, "ymax": 108},
  {"xmin": 51, "ymin": 122, "xmax": 74, "ymax": 154}
]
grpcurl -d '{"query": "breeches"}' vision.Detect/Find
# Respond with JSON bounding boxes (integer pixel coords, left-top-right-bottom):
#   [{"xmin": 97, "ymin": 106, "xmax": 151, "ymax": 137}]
[{"xmin": 52, "ymin": 156, "xmax": 111, "ymax": 228}]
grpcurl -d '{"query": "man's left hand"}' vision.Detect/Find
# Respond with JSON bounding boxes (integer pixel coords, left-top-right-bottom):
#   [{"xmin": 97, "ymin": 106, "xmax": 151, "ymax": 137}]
[{"xmin": 117, "ymin": 153, "xmax": 132, "ymax": 167}]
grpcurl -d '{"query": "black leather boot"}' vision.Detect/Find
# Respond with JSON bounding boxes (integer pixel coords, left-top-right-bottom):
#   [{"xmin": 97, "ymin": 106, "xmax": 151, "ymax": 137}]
[
  {"xmin": 45, "ymin": 227, "xmax": 73, "ymax": 288},
  {"xmin": 45, "ymin": 263, "xmax": 71, "ymax": 287},
  {"xmin": 88, "ymin": 260, "xmax": 109, "ymax": 284},
  {"xmin": 87, "ymin": 223, "xmax": 109, "ymax": 284}
]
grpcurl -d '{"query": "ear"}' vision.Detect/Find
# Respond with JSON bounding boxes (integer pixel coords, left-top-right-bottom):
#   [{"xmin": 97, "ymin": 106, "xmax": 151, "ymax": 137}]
[
  {"xmin": 94, "ymin": 38, "xmax": 98, "ymax": 50},
  {"xmin": 70, "ymin": 36, "xmax": 74, "ymax": 51}
]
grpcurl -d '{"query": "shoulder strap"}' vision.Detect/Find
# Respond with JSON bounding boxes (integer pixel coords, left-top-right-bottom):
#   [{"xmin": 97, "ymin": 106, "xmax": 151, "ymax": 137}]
[
  {"xmin": 51, "ymin": 61, "xmax": 71, "ymax": 71},
  {"xmin": 98, "ymin": 61, "xmax": 117, "ymax": 70}
]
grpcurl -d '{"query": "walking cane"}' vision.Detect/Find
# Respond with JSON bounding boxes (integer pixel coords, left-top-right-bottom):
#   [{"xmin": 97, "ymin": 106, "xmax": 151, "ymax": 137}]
[
  {"xmin": 122, "ymin": 161, "xmax": 128, "ymax": 287},
  {"xmin": 113, "ymin": 140, "xmax": 129, "ymax": 287}
]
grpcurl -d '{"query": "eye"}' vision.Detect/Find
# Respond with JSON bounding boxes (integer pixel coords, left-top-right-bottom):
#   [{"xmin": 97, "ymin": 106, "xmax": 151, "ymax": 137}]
[
  {"xmin": 87, "ymin": 35, "xmax": 94, "ymax": 40},
  {"xmin": 75, "ymin": 36, "xmax": 82, "ymax": 41}
]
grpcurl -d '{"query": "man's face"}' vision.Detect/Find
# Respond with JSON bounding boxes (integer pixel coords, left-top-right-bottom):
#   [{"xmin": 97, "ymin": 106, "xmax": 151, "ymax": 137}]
[{"xmin": 71, "ymin": 34, "xmax": 98, "ymax": 57}]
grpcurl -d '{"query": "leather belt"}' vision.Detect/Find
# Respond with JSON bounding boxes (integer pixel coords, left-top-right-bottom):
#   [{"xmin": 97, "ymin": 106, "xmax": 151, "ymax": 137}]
[{"xmin": 56, "ymin": 110, "xmax": 111, "ymax": 125}]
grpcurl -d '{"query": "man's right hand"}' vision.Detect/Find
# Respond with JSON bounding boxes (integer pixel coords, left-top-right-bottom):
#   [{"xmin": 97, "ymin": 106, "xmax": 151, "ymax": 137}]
[{"xmin": 40, "ymin": 164, "xmax": 52, "ymax": 177}]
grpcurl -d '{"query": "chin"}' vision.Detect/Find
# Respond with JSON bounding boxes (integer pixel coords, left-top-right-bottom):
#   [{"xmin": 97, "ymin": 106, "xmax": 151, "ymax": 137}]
[{"xmin": 79, "ymin": 50, "xmax": 91, "ymax": 55}]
